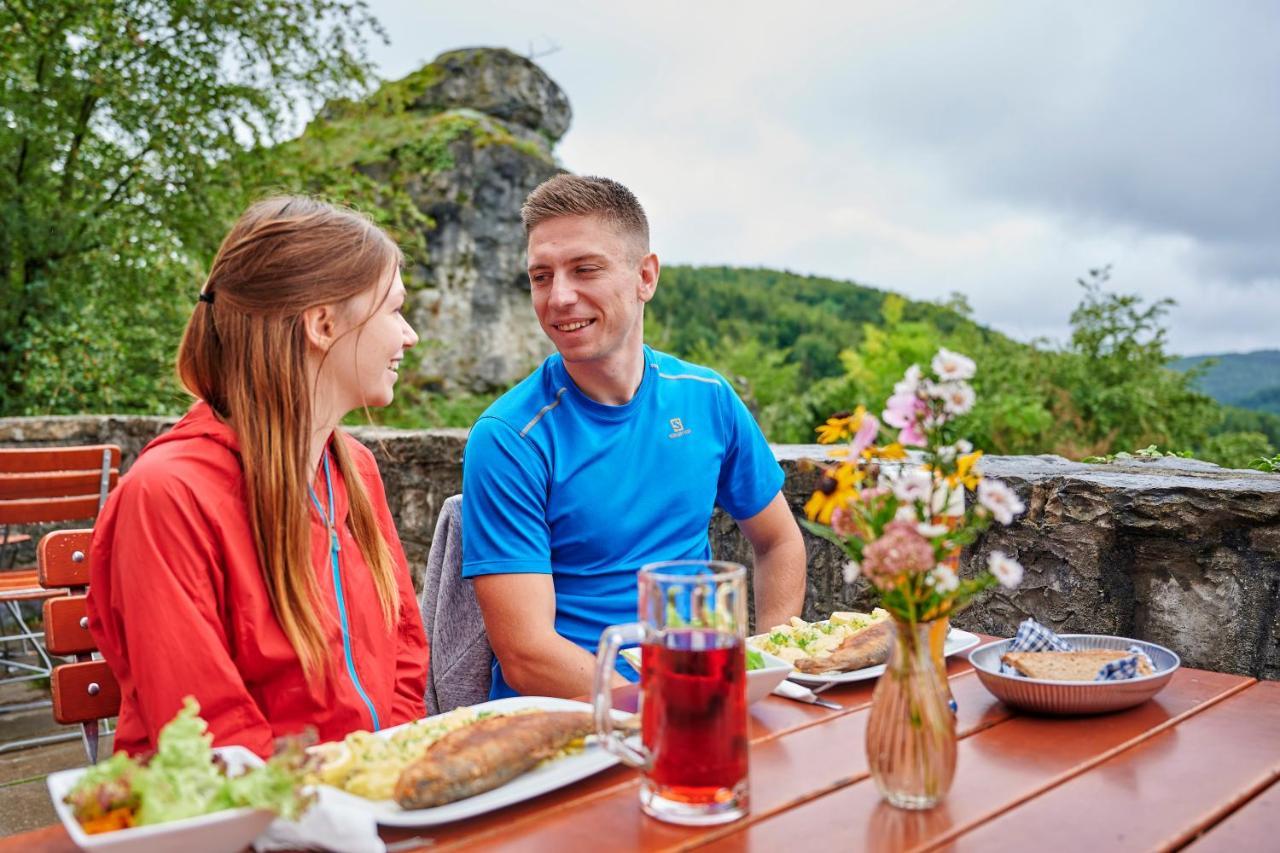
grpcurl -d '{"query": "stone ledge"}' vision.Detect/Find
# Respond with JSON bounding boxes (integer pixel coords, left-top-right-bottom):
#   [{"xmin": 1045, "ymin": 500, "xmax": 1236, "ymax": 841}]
[{"xmin": 3, "ymin": 416, "xmax": 1276, "ymax": 679}]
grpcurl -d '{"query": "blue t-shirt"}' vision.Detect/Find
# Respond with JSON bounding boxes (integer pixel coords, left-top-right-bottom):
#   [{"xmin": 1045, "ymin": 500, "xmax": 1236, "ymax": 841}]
[{"xmin": 461, "ymin": 346, "xmax": 784, "ymax": 698}]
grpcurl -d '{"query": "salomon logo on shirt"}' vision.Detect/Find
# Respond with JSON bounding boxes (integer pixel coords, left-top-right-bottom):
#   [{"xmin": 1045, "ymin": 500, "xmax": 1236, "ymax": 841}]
[{"xmin": 668, "ymin": 417, "xmax": 692, "ymax": 439}]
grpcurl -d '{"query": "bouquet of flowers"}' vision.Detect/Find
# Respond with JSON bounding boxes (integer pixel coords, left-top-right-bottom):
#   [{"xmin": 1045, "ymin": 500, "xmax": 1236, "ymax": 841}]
[{"xmin": 803, "ymin": 348, "xmax": 1027, "ymax": 626}]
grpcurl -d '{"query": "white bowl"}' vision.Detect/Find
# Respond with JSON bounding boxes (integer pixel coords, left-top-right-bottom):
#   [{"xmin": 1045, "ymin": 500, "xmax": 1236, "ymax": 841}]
[
  {"xmin": 47, "ymin": 745, "xmax": 276, "ymax": 853},
  {"xmin": 968, "ymin": 634, "xmax": 1181, "ymax": 715},
  {"xmin": 619, "ymin": 647, "xmax": 793, "ymax": 704}
]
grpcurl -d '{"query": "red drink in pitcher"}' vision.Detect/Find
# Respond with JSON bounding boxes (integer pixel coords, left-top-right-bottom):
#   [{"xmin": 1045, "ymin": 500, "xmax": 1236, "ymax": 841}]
[
  {"xmin": 594, "ymin": 560, "xmax": 750, "ymax": 824},
  {"xmin": 641, "ymin": 629, "xmax": 749, "ymax": 803}
]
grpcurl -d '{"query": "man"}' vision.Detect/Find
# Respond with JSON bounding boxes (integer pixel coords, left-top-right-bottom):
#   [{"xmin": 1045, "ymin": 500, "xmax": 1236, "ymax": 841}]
[{"xmin": 461, "ymin": 175, "xmax": 805, "ymax": 699}]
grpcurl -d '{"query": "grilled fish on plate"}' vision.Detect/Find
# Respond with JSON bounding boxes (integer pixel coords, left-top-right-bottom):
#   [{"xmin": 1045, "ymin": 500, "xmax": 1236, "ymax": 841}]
[{"xmin": 394, "ymin": 711, "xmax": 637, "ymax": 810}]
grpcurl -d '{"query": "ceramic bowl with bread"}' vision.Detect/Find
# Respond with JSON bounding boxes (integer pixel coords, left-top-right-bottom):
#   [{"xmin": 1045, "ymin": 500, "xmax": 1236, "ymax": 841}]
[{"xmin": 968, "ymin": 634, "xmax": 1180, "ymax": 715}]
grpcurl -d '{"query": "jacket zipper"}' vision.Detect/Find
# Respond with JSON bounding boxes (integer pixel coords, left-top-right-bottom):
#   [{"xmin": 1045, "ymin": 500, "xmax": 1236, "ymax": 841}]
[{"xmin": 310, "ymin": 451, "xmax": 381, "ymax": 731}]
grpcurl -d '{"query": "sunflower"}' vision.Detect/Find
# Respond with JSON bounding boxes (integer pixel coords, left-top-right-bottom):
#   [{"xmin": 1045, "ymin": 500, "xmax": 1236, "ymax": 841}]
[{"xmin": 804, "ymin": 463, "xmax": 863, "ymax": 523}]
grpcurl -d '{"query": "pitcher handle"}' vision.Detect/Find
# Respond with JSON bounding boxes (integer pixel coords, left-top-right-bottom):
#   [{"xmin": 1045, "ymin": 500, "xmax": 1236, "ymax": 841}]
[{"xmin": 593, "ymin": 622, "xmax": 651, "ymax": 769}]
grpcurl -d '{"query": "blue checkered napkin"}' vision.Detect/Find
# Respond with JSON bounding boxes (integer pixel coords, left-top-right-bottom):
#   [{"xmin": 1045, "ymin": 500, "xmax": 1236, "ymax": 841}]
[
  {"xmin": 1012, "ymin": 618, "xmax": 1075, "ymax": 652},
  {"xmin": 1094, "ymin": 646, "xmax": 1155, "ymax": 681},
  {"xmin": 1000, "ymin": 618, "xmax": 1074, "ymax": 674}
]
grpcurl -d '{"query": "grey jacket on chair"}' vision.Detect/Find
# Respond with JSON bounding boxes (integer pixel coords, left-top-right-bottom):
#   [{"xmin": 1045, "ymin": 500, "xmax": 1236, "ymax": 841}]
[{"xmin": 419, "ymin": 495, "xmax": 493, "ymax": 714}]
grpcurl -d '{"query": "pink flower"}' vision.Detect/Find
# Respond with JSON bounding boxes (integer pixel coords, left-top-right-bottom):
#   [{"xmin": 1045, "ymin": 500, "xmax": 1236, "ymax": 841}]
[
  {"xmin": 850, "ymin": 412, "xmax": 880, "ymax": 456},
  {"xmin": 898, "ymin": 420, "xmax": 926, "ymax": 447},
  {"xmin": 883, "ymin": 391, "xmax": 924, "ymax": 428},
  {"xmin": 830, "ymin": 505, "xmax": 859, "ymax": 538},
  {"xmin": 861, "ymin": 520, "xmax": 936, "ymax": 589}
]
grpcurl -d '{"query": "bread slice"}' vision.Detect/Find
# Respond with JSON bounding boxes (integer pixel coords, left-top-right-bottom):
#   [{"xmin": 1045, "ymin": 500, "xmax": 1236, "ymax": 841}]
[{"xmin": 1001, "ymin": 649, "xmax": 1154, "ymax": 681}]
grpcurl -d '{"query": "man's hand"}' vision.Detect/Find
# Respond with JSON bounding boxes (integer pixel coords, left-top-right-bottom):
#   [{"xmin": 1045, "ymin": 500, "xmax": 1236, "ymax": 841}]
[
  {"xmin": 737, "ymin": 492, "xmax": 806, "ymax": 631},
  {"xmin": 472, "ymin": 573, "xmax": 627, "ymax": 698}
]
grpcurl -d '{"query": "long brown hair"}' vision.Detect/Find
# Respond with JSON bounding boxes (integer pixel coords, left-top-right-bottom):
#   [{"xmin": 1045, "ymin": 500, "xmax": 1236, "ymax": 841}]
[{"xmin": 178, "ymin": 196, "xmax": 403, "ymax": 683}]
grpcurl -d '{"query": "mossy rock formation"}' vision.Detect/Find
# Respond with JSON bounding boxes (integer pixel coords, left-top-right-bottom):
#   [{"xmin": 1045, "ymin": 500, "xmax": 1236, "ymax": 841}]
[{"xmin": 276, "ymin": 47, "xmax": 569, "ymax": 392}]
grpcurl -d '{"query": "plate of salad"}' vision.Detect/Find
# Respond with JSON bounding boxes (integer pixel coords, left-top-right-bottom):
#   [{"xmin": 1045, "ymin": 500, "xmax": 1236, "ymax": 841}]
[{"xmin": 47, "ymin": 698, "xmax": 311, "ymax": 853}]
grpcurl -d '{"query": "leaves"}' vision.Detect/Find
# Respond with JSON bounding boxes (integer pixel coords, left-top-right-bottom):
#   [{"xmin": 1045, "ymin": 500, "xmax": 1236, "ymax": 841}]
[{"xmin": 1, "ymin": 0, "xmax": 384, "ymax": 414}]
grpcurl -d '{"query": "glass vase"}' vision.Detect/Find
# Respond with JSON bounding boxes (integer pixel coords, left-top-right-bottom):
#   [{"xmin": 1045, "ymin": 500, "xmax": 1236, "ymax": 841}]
[{"xmin": 865, "ymin": 617, "xmax": 957, "ymax": 809}]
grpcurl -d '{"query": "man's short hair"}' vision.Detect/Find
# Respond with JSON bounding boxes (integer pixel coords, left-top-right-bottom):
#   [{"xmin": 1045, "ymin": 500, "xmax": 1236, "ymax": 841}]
[{"xmin": 521, "ymin": 174, "xmax": 650, "ymax": 252}]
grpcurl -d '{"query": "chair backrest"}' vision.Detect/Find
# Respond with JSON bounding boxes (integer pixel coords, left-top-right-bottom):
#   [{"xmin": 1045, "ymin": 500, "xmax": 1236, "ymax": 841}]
[
  {"xmin": 0, "ymin": 445, "xmax": 121, "ymax": 525},
  {"xmin": 420, "ymin": 495, "xmax": 493, "ymax": 714},
  {"xmin": 38, "ymin": 530, "xmax": 121, "ymax": 727}
]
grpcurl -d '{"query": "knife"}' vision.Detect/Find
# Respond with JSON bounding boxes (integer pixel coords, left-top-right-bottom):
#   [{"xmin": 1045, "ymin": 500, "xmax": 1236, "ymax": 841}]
[{"xmin": 774, "ymin": 679, "xmax": 842, "ymax": 710}]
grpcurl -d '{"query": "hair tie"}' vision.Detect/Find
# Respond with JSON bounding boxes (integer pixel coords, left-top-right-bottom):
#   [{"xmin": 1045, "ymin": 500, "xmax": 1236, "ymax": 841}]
[{"xmin": 198, "ymin": 291, "xmax": 215, "ymax": 304}]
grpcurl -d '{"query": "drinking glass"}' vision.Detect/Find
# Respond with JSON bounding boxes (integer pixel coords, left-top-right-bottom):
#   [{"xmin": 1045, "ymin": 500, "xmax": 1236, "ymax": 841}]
[{"xmin": 593, "ymin": 560, "xmax": 750, "ymax": 825}]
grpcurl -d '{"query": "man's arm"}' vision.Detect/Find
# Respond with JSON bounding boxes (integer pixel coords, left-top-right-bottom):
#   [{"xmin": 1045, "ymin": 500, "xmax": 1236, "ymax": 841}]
[
  {"xmin": 473, "ymin": 573, "xmax": 626, "ymax": 698},
  {"xmin": 736, "ymin": 492, "xmax": 806, "ymax": 631}
]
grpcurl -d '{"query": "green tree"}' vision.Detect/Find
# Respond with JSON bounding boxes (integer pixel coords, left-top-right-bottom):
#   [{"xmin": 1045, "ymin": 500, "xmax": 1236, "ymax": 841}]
[
  {"xmin": 1053, "ymin": 267, "xmax": 1218, "ymax": 453},
  {"xmin": 1, "ymin": 0, "xmax": 384, "ymax": 414}
]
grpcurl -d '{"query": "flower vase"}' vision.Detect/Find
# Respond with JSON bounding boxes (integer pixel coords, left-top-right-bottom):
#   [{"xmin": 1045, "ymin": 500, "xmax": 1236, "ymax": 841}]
[
  {"xmin": 928, "ymin": 615, "xmax": 955, "ymax": 714},
  {"xmin": 865, "ymin": 617, "xmax": 957, "ymax": 809}
]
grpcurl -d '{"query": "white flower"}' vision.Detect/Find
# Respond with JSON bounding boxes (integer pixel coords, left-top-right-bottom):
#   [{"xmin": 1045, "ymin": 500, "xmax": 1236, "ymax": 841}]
[
  {"xmin": 891, "ymin": 469, "xmax": 933, "ymax": 504},
  {"xmin": 977, "ymin": 478, "xmax": 1025, "ymax": 525},
  {"xmin": 932, "ymin": 348, "xmax": 976, "ymax": 381},
  {"xmin": 956, "ymin": 439, "xmax": 973, "ymax": 454},
  {"xmin": 917, "ymin": 521, "xmax": 950, "ymax": 538},
  {"xmin": 929, "ymin": 564, "xmax": 960, "ymax": 593},
  {"xmin": 987, "ymin": 551, "xmax": 1024, "ymax": 588},
  {"xmin": 842, "ymin": 560, "xmax": 862, "ymax": 584},
  {"xmin": 932, "ymin": 481, "xmax": 964, "ymax": 517},
  {"xmin": 894, "ymin": 505, "xmax": 918, "ymax": 524},
  {"xmin": 894, "ymin": 364, "xmax": 923, "ymax": 396},
  {"xmin": 938, "ymin": 381, "xmax": 976, "ymax": 416}
]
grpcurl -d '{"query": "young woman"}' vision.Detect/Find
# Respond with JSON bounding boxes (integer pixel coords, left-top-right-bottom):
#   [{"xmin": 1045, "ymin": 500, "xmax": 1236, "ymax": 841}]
[{"xmin": 88, "ymin": 197, "xmax": 428, "ymax": 758}]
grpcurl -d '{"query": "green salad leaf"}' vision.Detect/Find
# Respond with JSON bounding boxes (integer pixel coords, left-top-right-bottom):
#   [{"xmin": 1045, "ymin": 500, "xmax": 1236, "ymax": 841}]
[
  {"xmin": 65, "ymin": 697, "xmax": 312, "ymax": 831},
  {"xmin": 135, "ymin": 698, "xmax": 224, "ymax": 825},
  {"xmin": 746, "ymin": 648, "xmax": 765, "ymax": 671}
]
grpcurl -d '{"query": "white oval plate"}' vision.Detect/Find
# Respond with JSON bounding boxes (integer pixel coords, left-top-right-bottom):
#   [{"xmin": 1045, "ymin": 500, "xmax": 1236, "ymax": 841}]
[
  {"xmin": 784, "ymin": 628, "xmax": 982, "ymax": 685},
  {"xmin": 315, "ymin": 696, "xmax": 627, "ymax": 827}
]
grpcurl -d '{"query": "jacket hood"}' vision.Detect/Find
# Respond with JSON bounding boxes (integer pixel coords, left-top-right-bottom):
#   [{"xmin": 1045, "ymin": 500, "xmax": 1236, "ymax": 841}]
[{"xmin": 142, "ymin": 401, "xmax": 242, "ymax": 459}]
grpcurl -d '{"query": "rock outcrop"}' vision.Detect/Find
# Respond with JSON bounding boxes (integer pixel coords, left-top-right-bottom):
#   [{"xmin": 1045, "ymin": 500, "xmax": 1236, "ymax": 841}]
[{"xmin": 292, "ymin": 47, "xmax": 567, "ymax": 392}]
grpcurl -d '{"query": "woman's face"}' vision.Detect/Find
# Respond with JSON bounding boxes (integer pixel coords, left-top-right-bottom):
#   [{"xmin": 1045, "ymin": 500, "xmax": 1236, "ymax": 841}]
[{"xmin": 321, "ymin": 267, "xmax": 419, "ymax": 414}]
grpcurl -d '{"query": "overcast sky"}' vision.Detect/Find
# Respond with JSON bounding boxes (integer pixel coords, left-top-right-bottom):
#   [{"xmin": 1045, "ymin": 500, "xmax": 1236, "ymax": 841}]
[{"xmin": 363, "ymin": 1, "xmax": 1278, "ymax": 356}]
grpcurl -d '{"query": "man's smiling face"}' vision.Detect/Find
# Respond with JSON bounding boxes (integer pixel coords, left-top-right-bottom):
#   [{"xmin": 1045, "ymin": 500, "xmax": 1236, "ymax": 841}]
[{"xmin": 526, "ymin": 214, "xmax": 656, "ymax": 366}]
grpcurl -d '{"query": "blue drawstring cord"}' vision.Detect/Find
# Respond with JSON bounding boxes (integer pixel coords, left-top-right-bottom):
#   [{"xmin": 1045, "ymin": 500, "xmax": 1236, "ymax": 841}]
[{"xmin": 308, "ymin": 451, "xmax": 381, "ymax": 731}]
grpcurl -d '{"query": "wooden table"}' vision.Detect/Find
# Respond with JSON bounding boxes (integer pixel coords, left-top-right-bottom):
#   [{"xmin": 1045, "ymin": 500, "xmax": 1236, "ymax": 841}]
[{"xmin": 6, "ymin": 641, "xmax": 1278, "ymax": 852}]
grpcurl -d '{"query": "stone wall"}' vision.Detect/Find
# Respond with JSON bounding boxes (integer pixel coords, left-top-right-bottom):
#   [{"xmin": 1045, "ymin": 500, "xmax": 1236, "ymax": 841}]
[{"xmin": 3, "ymin": 417, "xmax": 1277, "ymax": 679}]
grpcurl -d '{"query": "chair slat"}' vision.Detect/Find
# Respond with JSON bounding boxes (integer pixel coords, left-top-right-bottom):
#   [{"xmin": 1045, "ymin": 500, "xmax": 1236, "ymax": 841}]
[
  {"xmin": 0, "ymin": 495, "xmax": 102, "ymax": 525},
  {"xmin": 0, "ymin": 446, "xmax": 122, "ymax": 475},
  {"xmin": 36, "ymin": 529, "xmax": 94, "ymax": 588},
  {"xmin": 0, "ymin": 570, "xmax": 64, "ymax": 601},
  {"xmin": 51, "ymin": 660, "xmax": 121, "ymax": 725},
  {"xmin": 43, "ymin": 595, "xmax": 94, "ymax": 656},
  {"xmin": 0, "ymin": 470, "xmax": 119, "ymax": 500}
]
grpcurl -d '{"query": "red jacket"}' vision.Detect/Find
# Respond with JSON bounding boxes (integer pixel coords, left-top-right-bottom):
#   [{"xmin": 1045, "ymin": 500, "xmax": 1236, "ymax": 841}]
[{"xmin": 87, "ymin": 402, "xmax": 429, "ymax": 758}]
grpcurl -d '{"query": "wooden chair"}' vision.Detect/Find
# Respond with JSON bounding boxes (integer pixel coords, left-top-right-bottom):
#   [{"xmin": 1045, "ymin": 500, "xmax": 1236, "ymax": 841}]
[
  {"xmin": 0, "ymin": 446, "xmax": 119, "ymax": 729},
  {"xmin": 38, "ymin": 529, "xmax": 120, "ymax": 762}
]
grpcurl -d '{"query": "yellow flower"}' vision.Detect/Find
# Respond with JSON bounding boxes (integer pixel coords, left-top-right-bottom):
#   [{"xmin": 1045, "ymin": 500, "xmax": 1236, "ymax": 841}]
[
  {"xmin": 948, "ymin": 450, "xmax": 983, "ymax": 489},
  {"xmin": 805, "ymin": 463, "xmax": 862, "ymax": 524},
  {"xmin": 877, "ymin": 442, "xmax": 909, "ymax": 461},
  {"xmin": 815, "ymin": 405, "xmax": 867, "ymax": 445}
]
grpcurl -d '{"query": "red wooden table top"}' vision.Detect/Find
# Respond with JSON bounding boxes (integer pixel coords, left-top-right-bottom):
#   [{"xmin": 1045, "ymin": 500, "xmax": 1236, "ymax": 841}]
[{"xmin": 6, "ymin": 638, "xmax": 1277, "ymax": 852}]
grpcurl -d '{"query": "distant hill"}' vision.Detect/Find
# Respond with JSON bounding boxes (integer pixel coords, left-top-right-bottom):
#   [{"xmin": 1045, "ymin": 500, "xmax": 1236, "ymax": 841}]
[
  {"xmin": 649, "ymin": 265, "xmax": 998, "ymax": 383},
  {"xmin": 1171, "ymin": 350, "xmax": 1280, "ymax": 414}
]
